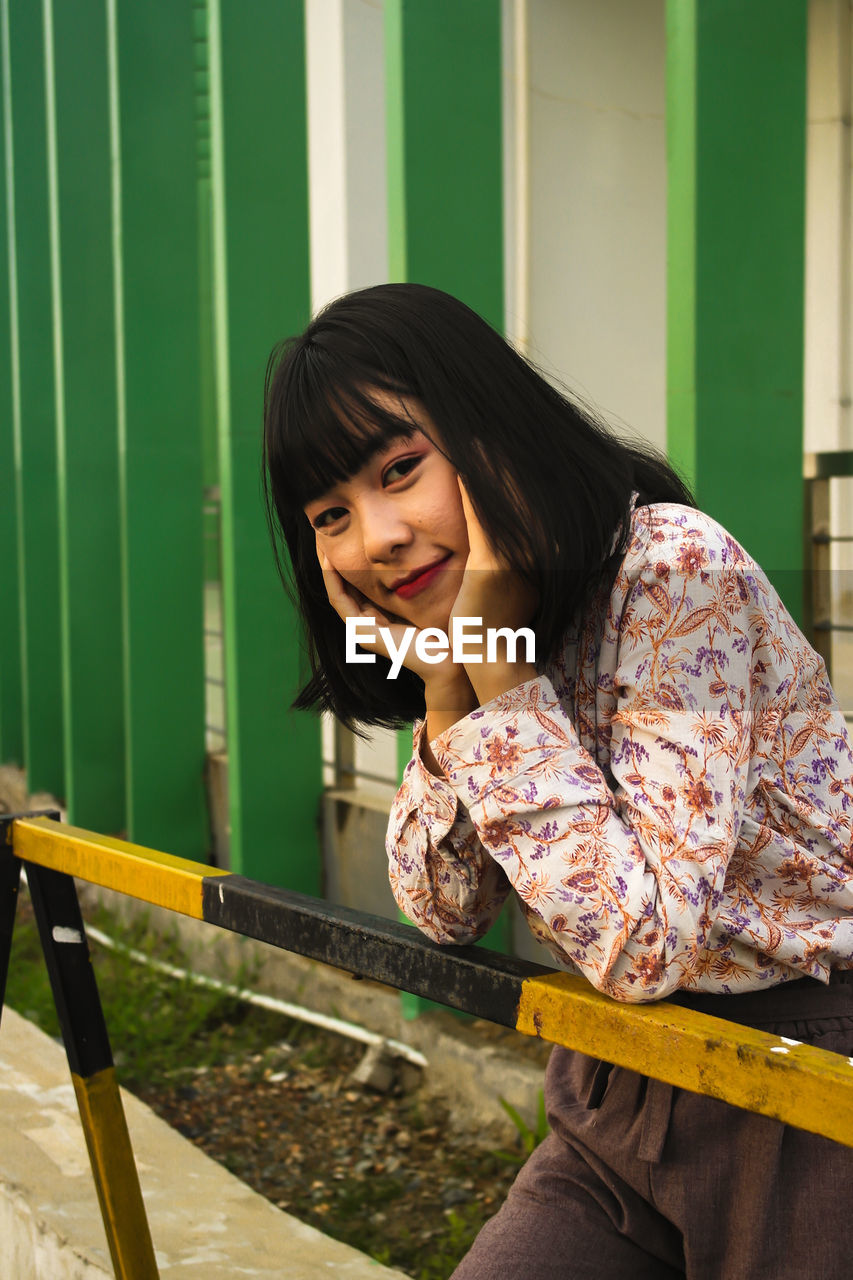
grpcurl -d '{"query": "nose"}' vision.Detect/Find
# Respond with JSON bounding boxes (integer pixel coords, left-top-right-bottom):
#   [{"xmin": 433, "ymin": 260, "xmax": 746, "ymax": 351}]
[{"xmin": 358, "ymin": 494, "xmax": 414, "ymax": 562}]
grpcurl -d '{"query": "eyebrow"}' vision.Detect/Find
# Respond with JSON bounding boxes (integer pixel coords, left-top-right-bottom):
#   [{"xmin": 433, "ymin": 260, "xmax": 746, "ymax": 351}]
[
  {"xmin": 274, "ymin": 372, "xmax": 424, "ymax": 510},
  {"xmin": 304, "ymin": 429, "xmax": 423, "ymax": 507}
]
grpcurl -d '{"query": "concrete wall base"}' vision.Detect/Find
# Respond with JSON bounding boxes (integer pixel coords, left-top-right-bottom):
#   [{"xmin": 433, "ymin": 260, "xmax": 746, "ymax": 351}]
[{"xmin": 0, "ymin": 1007, "xmax": 402, "ymax": 1278}]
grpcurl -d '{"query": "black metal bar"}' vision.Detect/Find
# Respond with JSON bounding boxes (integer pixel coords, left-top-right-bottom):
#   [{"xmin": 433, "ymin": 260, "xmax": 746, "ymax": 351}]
[
  {"xmin": 203, "ymin": 873, "xmax": 553, "ymax": 1026},
  {"xmin": 26, "ymin": 861, "xmax": 113, "ymax": 1079},
  {"xmin": 806, "ymin": 450, "xmax": 853, "ymax": 479},
  {"xmin": 811, "ymin": 533, "xmax": 853, "ymax": 545}
]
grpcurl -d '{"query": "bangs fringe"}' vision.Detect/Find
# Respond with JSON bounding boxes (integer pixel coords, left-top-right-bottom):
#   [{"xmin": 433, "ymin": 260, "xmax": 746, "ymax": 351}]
[{"xmin": 269, "ymin": 344, "xmax": 423, "ymax": 508}]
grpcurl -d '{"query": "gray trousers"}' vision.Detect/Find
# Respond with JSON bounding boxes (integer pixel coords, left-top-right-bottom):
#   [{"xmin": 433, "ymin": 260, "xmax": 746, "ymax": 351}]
[{"xmin": 452, "ymin": 971, "xmax": 853, "ymax": 1280}]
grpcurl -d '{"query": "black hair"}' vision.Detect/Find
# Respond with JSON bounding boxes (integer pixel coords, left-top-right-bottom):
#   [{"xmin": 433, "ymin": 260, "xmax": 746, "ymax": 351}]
[{"xmin": 263, "ymin": 282, "xmax": 694, "ymax": 729}]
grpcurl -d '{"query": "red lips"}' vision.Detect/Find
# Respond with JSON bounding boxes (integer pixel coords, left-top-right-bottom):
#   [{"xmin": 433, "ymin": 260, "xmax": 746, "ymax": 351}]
[{"xmin": 392, "ymin": 555, "xmax": 452, "ymax": 600}]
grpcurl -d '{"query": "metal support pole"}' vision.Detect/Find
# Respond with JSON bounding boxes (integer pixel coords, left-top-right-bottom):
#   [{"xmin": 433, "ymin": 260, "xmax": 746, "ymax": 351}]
[
  {"xmin": 208, "ymin": 0, "xmax": 320, "ymax": 889},
  {"xmin": 2, "ymin": 0, "xmax": 64, "ymax": 793},
  {"xmin": 384, "ymin": 0, "xmax": 509, "ymax": 977},
  {"xmin": 25, "ymin": 854, "xmax": 158, "ymax": 1278},
  {"xmin": 666, "ymin": 0, "xmax": 808, "ymax": 620},
  {"xmin": 0, "ymin": 815, "xmax": 22, "ymax": 1020},
  {"xmin": 108, "ymin": 0, "xmax": 207, "ymax": 858},
  {"xmin": 804, "ymin": 470, "xmax": 833, "ymax": 676},
  {"xmin": 0, "ymin": 60, "xmax": 22, "ymax": 766},
  {"xmin": 44, "ymin": 0, "xmax": 125, "ymax": 829}
]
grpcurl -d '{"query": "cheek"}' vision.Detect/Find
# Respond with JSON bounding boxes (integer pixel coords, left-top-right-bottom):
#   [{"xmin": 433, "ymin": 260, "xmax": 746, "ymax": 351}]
[
  {"xmin": 323, "ymin": 548, "xmax": 377, "ymax": 598},
  {"xmin": 317, "ymin": 532, "xmax": 360, "ymax": 580},
  {"xmin": 417, "ymin": 482, "xmax": 468, "ymax": 549},
  {"xmin": 439, "ymin": 498, "xmax": 469, "ymax": 555}
]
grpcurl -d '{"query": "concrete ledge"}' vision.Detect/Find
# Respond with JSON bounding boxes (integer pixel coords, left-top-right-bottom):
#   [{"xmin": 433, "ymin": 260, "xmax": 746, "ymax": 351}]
[{"xmin": 0, "ymin": 1007, "xmax": 402, "ymax": 1278}]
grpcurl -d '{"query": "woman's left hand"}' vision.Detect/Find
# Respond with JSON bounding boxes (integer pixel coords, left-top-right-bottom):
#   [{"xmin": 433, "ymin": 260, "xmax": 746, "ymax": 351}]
[{"xmin": 450, "ymin": 478, "xmax": 538, "ymax": 702}]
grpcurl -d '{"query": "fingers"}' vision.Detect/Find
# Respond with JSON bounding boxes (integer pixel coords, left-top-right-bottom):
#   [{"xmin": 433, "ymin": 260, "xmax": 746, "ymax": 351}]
[
  {"xmin": 318, "ymin": 551, "xmax": 366, "ymax": 622},
  {"xmin": 457, "ymin": 476, "xmax": 497, "ymax": 566},
  {"xmin": 317, "ymin": 552, "xmax": 421, "ymax": 671},
  {"xmin": 456, "ymin": 476, "xmax": 477, "ymax": 528},
  {"xmin": 457, "ymin": 476, "xmax": 483, "ymax": 548},
  {"xmin": 317, "ymin": 550, "xmax": 403, "ymax": 634}
]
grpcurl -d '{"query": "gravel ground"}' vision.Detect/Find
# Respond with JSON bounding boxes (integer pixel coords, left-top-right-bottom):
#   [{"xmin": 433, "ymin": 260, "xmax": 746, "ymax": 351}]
[{"xmin": 134, "ymin": 1030, "xmax": 527, "ymax": 1278}]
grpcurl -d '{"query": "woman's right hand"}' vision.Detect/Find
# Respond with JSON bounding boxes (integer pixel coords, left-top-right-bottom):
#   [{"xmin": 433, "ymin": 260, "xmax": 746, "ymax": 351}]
[
  {"xmin": 319, "ymin": 552, "xmax": 477, "ymax": 739},
  {"xmin": 318, "ymin": 552, "xmax": 467, "ymax": 686}
]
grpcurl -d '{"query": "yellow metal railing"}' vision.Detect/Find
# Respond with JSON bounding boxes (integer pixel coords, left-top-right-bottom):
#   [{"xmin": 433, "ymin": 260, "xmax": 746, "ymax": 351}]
[{"xmin": 3, "ymin": 812, "xmax": 853, "ymax": 1279}]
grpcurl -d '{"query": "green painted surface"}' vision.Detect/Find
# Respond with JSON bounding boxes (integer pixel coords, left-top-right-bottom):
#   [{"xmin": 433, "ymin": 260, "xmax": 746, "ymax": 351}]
[
  {"xmin": 45, "ymin": 0, "xmax": 124, "ymax": 830},
  {"xmin": 194, "ymin": 0, "xmax": 219, "ymax": 583},
  {"xmin": 387, "ymin": 1, "xmax": 507, "ymax": 988},
  {"xmin": 387, "ymin": 0, "xmax": 505, "ymax": 810},
  {"xmin": 0, "ymin": 54, "xmax": 21, "ymax": 766},
  {"xmin": 209, "ymin": 0, "xmax": 320, "ymax": 891},
  {"xmin": 665, "ymin": 0, "xmax": 697, "ymax": 490},
  {"xmin": 4, "ymin": 0, "xmax": 63, "ymax": 795},
  {"xmin": 110, "ymin": 0, "xmax": 207, "ymax": 856},
  {"xmin": 666, "ymin": 0, "xmax": 807, "ymax": 618},
  {"xmin": 385, "ymin": 0, "xmax": 504, "ymax": 331},
  {"xmin": 387, "ymin": 0, "xmax": 505, "ymax": 813}
]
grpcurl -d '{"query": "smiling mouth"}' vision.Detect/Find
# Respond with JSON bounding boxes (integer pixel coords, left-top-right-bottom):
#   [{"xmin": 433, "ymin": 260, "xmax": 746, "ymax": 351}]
[{"xmin": 392, "ymin": 555, "xmax": 453, "ymax": 600}]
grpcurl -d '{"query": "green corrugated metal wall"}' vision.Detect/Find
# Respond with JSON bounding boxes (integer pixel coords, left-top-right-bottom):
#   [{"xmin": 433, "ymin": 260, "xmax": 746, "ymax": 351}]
[{"xmin": 0, "ymin": 0, "xmax": 808, "ymax": 895}]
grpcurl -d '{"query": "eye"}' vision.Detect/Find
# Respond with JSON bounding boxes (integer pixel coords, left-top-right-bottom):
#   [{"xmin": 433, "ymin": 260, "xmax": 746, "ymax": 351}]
[
  {"xmin": 382, "ymin": 455, "xmax": 420, "ymax": 485},
  {"xmin": 312, "ymin": 506, "xmax": 347, "ymax": 530}
]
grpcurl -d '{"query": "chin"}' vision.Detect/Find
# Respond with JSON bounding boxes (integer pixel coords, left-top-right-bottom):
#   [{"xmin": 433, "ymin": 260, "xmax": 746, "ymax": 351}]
[{"xmin": 408, "ymin": 606, "xmax": 453, "ymax": 634}]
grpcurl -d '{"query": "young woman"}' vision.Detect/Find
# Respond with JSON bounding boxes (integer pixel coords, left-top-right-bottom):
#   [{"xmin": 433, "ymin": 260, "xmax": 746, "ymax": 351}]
[{"xmin": 264, "ymin": 283, "xmax": 853, "ymax": 1279}]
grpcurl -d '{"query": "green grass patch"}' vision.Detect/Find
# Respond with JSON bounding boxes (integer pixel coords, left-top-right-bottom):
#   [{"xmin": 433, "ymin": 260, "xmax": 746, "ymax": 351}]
[{"xmin": 4, "ymin": 885, "xmax": 291, "ymax": 1094}]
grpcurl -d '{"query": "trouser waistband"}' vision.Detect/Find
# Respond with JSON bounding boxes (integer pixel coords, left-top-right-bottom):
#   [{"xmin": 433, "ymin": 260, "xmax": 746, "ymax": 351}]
[{"xmin": 668, "ymin": 967, "xmax": 853, "ymax": 1029}]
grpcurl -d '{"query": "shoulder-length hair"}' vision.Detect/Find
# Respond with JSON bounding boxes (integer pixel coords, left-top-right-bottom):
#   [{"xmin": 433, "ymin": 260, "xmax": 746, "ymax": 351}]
[{"xmin": 263, "ymin": 282, "xmax": 693, "ymax": 729}]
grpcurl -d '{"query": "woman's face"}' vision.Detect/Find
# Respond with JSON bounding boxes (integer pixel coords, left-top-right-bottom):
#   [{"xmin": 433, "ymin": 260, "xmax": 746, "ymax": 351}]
[{"xmin": 303, "ymin": 397, "xmax": 469, "ymax": 630}]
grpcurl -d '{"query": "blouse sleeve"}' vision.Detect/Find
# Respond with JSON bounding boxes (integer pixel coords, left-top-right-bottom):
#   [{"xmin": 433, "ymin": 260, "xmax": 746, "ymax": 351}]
[
  {"xmin": 387, "ymin": 721, "xmax": 512, "ymax": 943},
  {"xmin": 408, "ymin": 521, "xmax": 766, "ymax": 1002}
]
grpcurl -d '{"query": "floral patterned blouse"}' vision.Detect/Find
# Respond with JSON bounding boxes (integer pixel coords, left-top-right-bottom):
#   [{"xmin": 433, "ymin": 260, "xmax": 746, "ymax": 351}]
[{"xmin": 387, "ymin": 503, "xmax": 853, "ymax": 1001}]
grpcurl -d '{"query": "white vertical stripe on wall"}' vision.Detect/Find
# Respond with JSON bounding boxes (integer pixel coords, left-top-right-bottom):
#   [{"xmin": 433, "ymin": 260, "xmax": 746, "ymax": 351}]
[
  {"xmin": 804, "ymin": 0, "xmax": 852, "ymax": 456},
  {"xmin": 306, "ymin": 0, "xmax": 348, "ymax": 315},
  {"xmin": 804, "ymin": 0, "xmax": 853, "ymax": 715},
  {"xmin": 524, "ymin": 0, "xmax": 667, "ymax": 452},
  {"xmin": 342, "ymin": 0, "xmax": 387, "ymax": 296},
  {"xmin": 306, "ymin": 0, "xmax": 387, "ymax": 316}
]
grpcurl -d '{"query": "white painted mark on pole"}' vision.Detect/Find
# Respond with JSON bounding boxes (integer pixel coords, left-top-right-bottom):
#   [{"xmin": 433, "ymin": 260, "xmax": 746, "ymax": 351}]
[{"xmin": 52, "ymin": 926, "xmax": 83, "ymax": 945}]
